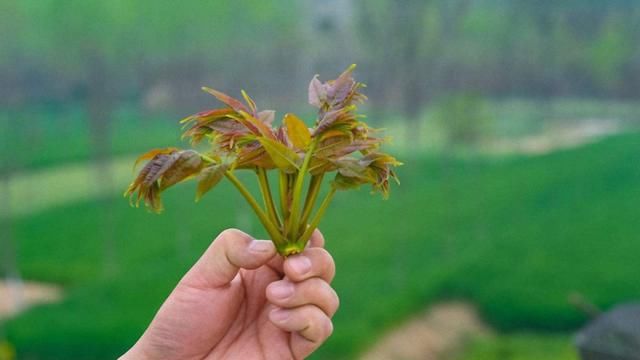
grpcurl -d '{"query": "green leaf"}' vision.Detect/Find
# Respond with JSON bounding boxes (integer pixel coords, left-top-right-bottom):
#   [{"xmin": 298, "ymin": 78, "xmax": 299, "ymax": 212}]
[
  {"xmin": 284, "ymin": 113, "xmax": 311, "ymax": 150},
  {"xmin": 332, "ymin": 172, "xmax": 362, "ymax": 191},
  {"xmin": 335, "ymin": 158, "xmax": 377, "ymax": 183},
  {"xmin": 196, "ymin": 164, "xmax": 228, "ymax": 201},
  {"xmin": 241, "ymin": 90, "xmax": 257, "ymax": 113},
  {"xmin": 257, "ymin": 137, "xmax": 300, "ymax": 173}
]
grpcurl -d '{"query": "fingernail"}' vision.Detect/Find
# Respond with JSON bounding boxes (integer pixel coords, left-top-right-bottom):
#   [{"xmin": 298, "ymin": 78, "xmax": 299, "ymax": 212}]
[
  {"xmin": 270, "ymin": 282, "xmax": 294, "ymax": 299},
  {"xmin": 249, "ymin": 240, "xmax": 273, "ymax": 253},
  {"xmin": 288, "ymin": 255, "xmax": 312, "ymax": 275},
  {"xmin": 270, "ymin": 308, "xmax": 290, "ymax": 322}
]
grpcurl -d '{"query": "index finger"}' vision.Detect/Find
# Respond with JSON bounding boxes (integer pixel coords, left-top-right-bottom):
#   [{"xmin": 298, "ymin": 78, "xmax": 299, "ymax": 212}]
[
  {"xmin": 284, "ymin": 247, "xmax": 335, "ymax": 283},
  {"xmin": 265, "ymin": 228, "xmax": 326, "ymax": 274},
  {"xmin": 307, "ymin": 229, "xmax": 325, "ymax": 249},
  {"xmin": 182, "ymin": 228, "xmax": 277, "ymax": 288}
]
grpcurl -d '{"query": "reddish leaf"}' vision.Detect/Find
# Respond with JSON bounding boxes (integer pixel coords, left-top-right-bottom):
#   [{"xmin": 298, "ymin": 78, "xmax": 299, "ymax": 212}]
[
  {"xmin": 159, "ymin": 150, "xmax": 204, "ymax": 190},
  {"xmin": 308, "ymin": 75, "xmax": 326, "ymax": 108},
  {"xmin": 258, "ymin": 110, "xmax": 275, "ymax": 125},
  {"xmin": 329, "ymin": 64, "xmax": 356, "ymax": 105},
  {"xmin": 196, "ymin": 164, "xmax": 228, "ymax": 201},
  {"xmin": 133, "ymin": 148, "xmax": 179, "ymax": 169},
  {"xmin": 238, "ymin": 110, "xmax": 276, "ymax": 139},
  {"xmin": 180, "ymin": 108, "xmax": 235, "ymax": 125},
  {"xmin": 126, "ymin": 149, "xmax": 205, "ymax": 212},
  {"xmin": 202, "ymin": 87, "xmax": 248, "ymax": 112},
  {"xmin": 236, "ymin": 143, "xmax": 275, "ymax": 169}
]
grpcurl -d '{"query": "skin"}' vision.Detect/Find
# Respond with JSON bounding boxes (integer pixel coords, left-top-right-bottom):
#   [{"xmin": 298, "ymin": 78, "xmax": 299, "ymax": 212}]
[{"xmin": 120, "ymin": 228, "xmax": 339, "ymax": 360}]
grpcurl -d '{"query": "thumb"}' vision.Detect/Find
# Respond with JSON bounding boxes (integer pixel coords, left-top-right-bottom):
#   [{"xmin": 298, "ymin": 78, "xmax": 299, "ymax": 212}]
[{"xmin": 182, "ymin": 228, "xmax": 277, "ymax": 288}]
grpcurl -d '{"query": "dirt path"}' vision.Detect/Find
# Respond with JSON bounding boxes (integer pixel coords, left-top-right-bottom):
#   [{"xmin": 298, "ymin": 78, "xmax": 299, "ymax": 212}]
[
  {"xmin": 4, "ymin": 156, "xmax": 134, "ymax": 218},
  {"xmin": 360, "ymin": 302, "xmax": 491, "ymax": 360},
  {"xmin": 0, "ymin": 280, "xmax": 64, "ymax": 320},
  {"xmin": 487, "ymin": 119, "xmax": 622, "ymax": 156}
]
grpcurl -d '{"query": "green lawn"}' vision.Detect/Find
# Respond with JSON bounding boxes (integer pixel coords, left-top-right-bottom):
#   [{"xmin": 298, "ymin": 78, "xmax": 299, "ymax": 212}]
[
  {"xmin": 462, "ymin": 333, "xmax": 578, "ymax": 360},
  {"xmin": 5, "ymin": 103, "xmax": 640, "ymax": 359},
  {"xmin": 0, "ymin": 105, "xmax": 180, "ymax": 169},
  {"xmin": 4, "ymin": 131, "xmax": 640, "ymax": 359}
]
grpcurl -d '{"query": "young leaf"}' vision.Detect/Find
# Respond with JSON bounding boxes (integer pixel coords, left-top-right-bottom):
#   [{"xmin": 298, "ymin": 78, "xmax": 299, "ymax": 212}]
[
  {"xmin": 238, "ymin": 110, "xmax": 276, "ymax": 139},
  {"xmin": 258, "ymin": 110, "xmax": 275, "ymax": 125},
  {"xmin": 126, "ymin": 149, "xmax": 204, "ymax": 212},
  {"xmin": 329, "ymin": 64, "xmax": 357, "ymax": 105},
  {"xmin": 133, "ymin": 147, "xmax": 179, "ymax": 169},
  {"xmin": 257, "ymin": 137, "xmax": 301, "ymax": 173},
  {"xmin": 241, "ymin": 90, "xmax": 257, "ymax": 114},
  {"xmin": 202, "ymin": 87, "xmax": 249, "ymax": 113},
  {"xmin": 236, "ymin": 143, "xmax": 275, "ymax": 169},
  {"xmin": 126, "ymin": 66, "xmax": 401, "ymax": 256},
  {"xmin": 308, "ymin": 75, "xmax": 326, "ymax": 108},
  {"xmin": 159, "ymin": 150, "xmax": 204, "ymax": 190},
  {"xmin": 332, "ymin": 172, "xmax": 362, "ymax": 191},
  {"xmin": 196, "ymin": 164, "xmax": 228, "ymax": 201},
  {"xmin": 180, "ymin": 108, "xmax": 236, "ymax": 125},
  {"xmin": 334, "ymin": 157, "xmax": 377, "ymax": 183},
  {"xmin": 284, "ymin": 113, "xmax": 311, "ymax": 150}
]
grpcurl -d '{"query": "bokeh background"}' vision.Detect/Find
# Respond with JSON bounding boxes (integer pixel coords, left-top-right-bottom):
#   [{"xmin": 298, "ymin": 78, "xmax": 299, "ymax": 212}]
[{"xmin": 1, "ymin": 1, "xmax": 640, "ymax": 359}]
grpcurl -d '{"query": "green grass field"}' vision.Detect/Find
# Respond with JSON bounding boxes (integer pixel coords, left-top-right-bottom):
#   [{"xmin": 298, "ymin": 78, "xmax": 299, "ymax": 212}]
[
  {"xmin": 0, "ymin": 106, "xmax": 180, "ymax": 169},
  {"xmin": 3, "ymin": 129, "xmax": 639, "ymax": 359},
  {"xmin": 462, "ymin": 333, "xmax": 578, "ymax": 360}
]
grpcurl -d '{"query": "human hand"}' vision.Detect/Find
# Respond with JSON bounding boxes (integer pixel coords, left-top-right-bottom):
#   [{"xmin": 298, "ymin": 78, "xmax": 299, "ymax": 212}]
[{"xmin": 120, "ymin": 228, "xmax": 338, "ymax": 360}]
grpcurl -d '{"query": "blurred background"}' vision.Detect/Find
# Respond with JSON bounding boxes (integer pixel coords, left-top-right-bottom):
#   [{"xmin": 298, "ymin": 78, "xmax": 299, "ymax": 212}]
[{"xmin": 1, "ymin": 1, "xmax": 640, "ymax": 359}]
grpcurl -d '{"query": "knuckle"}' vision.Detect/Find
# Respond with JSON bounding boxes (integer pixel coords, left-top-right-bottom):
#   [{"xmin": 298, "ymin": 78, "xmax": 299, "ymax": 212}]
[
  {"xmin": 218, "ymin": 228, "xmax": 251, "ymax": 246},
  {"xmin": 310, "ymin": 248, "xmax": 335, "ymax": 279},
  {"xmin": 311, "ymin": 229, "xmax": 325, "ymax": 245},
  {"xmin": 219, "ymin": 228, "xmax": 243, "ymax": 239},
  {"xmin": 329, "ymin": 288, "xmax": 340, "ymax": 314},
  {"xmin": 322, "ymin": 317, "xmax": 334, "ymax": 338}
]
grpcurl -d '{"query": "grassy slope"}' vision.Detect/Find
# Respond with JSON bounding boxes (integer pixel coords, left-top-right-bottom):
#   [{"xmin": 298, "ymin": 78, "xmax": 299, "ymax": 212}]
[
  {"xmin": 462, "ymin": 333, "xmax": 578, "ymax": 360},
  {"xmin": 4, "ymin": 132, "xmax": 640, "ymax": 359},
  {"xmin": 0, "ymin": 107, "xmax": 179, "ymax": 169}
]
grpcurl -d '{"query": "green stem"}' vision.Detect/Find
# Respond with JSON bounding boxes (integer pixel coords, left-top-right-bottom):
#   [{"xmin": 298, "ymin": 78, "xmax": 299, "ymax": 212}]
[
  {"xmin": 298, "ymin": 186, "xmax": 337, "ymax": 247},
  {"xmin": 279, "ymin": 171, "xmax": 289, "ymax": 220},
  {"xmin": 225, "ymin": 170, "xmax": 284, "ymax": 245},
  {"xmin": 200, "ymin": 154, "xmax": 216, "ymax": 163},
  {"xmin": 256, "ymin": 167, "xmax": 281, "ymax": 229},
  {"xmin": 287, "ymin": 140, "xmax": 318, "ymax": 240},
  {"xmin": 298, "ymin": 173, "xmax": 324, "ymax": 236}
]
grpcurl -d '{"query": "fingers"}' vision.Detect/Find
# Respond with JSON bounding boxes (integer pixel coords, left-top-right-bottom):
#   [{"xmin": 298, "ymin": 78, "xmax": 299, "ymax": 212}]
[
  {"xmin": 266, "ymin": 278, "xmax": 340, "ymax": 316},
  {"xmin": 307, "ymin": 229, "xmax": 325, "ymax": 248},
  {"xmin": 267, "ymin": 233, "xmax": 338, "ymax": 359},
  {"xmin": 264, "ymin": 228, "xmax": 326, "ymax": 277},
  {"xmin": 284, "ymin": 248, "xmax": 335, "ymax": 283},
  {"xmin": 269, "ymin": 305, "xmax": 333, "ymax": 358},
  {"xmin": 182, "ymin": 228, "xmax": 277, "ymax": 288}
]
